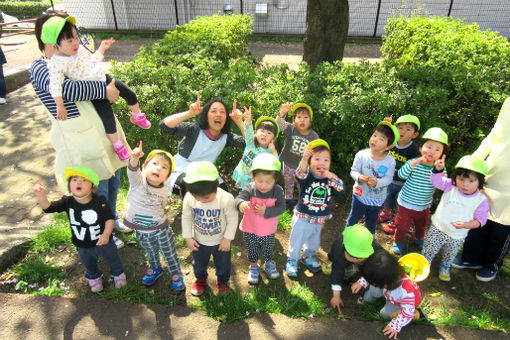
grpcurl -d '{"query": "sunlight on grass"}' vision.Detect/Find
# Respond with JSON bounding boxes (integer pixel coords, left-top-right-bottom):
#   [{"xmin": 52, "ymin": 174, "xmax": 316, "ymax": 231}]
[
  {"xmin": 13, "ymin": 256, "xmax": 65, "ymax": 284},
  {"xmin": 277, "ymin": 210, "xmax": 292, "ymax": 231},
  {"xmin": 32, "ymin": 213, "xmax": 73, "ymax": 252},
  {"xmin": 100, "ymin": 283, "xmax": 179, "ymax": 305}
]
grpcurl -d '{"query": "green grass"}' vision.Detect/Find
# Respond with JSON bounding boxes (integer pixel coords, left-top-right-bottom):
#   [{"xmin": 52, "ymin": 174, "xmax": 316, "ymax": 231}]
[
  {"xmin": 31, "ymin": 213, "xmax": 73, "ymax": 252},
  {"xmin": 12, "ymin": 256, "xmax": 65, "ymax": 284},
  {"xmin": 277, "ymin": 210, "xmax": 292, "ymax": 231},
  {"xmin": 100, "ymin": 283, "xmax": 180, "ymax": 305}
]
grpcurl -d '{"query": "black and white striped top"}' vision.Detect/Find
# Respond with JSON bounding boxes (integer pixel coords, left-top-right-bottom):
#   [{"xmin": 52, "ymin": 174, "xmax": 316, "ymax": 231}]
[{"xmin": 29, "ymin": 58, "xmax": 107, "ymax": 119}]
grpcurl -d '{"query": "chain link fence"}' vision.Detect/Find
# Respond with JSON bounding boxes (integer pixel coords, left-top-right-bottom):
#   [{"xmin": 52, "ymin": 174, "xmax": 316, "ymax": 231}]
[{"xmin": 61, "ymin": 0, "xmax": 510, "ymax": 39}]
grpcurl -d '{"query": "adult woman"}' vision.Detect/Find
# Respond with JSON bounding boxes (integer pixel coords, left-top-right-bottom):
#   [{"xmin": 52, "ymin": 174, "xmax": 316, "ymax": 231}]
[
  {"xmin": 0, "ymin": 30, "xmax": 6, "ymax": 104},
  {"xmin": 31, "ymin": 13, "xmax": 131, "ymax": 239},
  {"xmin": 159, "ymin": 92, "xmax": 245, "ymax": 196},
  {"xmin": 453, "ymin": 97, "xmax": 510, "ymax": 282}
]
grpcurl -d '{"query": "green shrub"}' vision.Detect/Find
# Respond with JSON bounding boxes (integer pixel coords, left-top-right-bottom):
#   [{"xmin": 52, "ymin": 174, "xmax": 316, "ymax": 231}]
[{"xmin": 0, "ymin": 1, "xmax": 51, "ymax": 20}]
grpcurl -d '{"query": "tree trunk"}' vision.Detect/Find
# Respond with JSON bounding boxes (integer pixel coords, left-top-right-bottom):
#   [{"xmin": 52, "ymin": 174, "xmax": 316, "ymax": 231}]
[{"xmin": 303, "ymin": 0, "xmax": 349, "ymax": 70}]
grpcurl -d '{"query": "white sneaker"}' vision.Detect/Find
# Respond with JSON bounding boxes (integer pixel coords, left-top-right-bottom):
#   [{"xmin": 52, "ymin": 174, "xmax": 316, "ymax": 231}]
[
  {"xmin": 247, "ymin": 265, "xmax": 260, "ymax": 285},
  {"xmin": 0, "ymin": 98, "xmax": 6, "ymax": 105},
  {"xmin": 114, "ymin": 219, "xmax": 133, "ymax": 233},
  {"xmin": 113, "ymin": 235, "xmax": 124, "ymax": 249}
]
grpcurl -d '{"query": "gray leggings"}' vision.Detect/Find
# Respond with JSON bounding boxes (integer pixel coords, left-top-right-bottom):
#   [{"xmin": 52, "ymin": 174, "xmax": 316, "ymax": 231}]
[
  {"xmin": 422, "ymin": 224, "xmax": 463, "ymax": 268},
  {"xmin": 363, "ymin": 285, "xmax": 401, "ymax": 320},
  {"xmin": 136, "ymin": 228, "xmax": 181, "ymax": 276}
]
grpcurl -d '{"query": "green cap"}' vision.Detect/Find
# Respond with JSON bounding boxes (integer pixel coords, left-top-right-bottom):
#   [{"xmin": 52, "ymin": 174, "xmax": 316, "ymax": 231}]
[
  {"xmin": 144, "ymin": 149, "xmax": 175, "ymax": 173},
  {"xmin": 291, "ymin": 103, "xmax": 313, "ymax": 120},
  {"xmin": 64, "ymin": 166, "xmax": 99, "ymax": 186},
  {"xmin": 455, "ymin": 155, "xmax": 488, "ymax": 176},
  {"xmin": 254, "ymin": 116, "xmax": 280, "ymax": 138},
  {"xmin": 251, "ymin": 153, "xmax": 281, "ymax": 172},
  {"xmin": 306, "ymin": 139, "xmax": 330, "ymax": 150},
  {"xmin": 41, "ymin": 16, "xmax": 76, "ymax": 45},
  {"xmin": 395, "ymin": 114, "xmax": 420, "ymax": 131},
  {"xmin": 343, "ymin": 224, "xmax": 375, "ymax": 258},
  {"xmin": 378, "ymin": 121, "xmax": 400, "ymax": 147},
  {"xmin": 422, "ymin": 127, "xmax": 448, "ymax": 146},
  {"xmin": 183, "ymin": 161, "xmax": 218, "ymax": 183}
]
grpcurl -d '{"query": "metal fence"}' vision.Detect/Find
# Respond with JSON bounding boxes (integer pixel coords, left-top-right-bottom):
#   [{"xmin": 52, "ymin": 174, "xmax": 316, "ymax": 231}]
[{"xmin": 61, "ymin": 0, "xmax": 510, "ymax": 39}]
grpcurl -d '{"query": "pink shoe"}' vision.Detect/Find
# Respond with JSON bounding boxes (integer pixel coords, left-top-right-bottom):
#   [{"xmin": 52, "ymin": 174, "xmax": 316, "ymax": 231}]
[
  {"xmin": 131, "ymin": 112, "xmax": 151, "ymax": 129},
  {"xmin": 113, "ymin": 273, "xmax": 127, "ymax": 288},
  {"xmin": 114, "ymin": 143, "xmax": 130, "ymax": 161},
  {"xmin": 88, "ymin": 277, "xmax": 103, "ymax": 293}
]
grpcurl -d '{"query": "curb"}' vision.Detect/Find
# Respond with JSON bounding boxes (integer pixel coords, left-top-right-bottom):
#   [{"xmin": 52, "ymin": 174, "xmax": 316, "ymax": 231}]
[{"xmin": 5, "ymin": 64, "xmax": 31, "ymax": 93}]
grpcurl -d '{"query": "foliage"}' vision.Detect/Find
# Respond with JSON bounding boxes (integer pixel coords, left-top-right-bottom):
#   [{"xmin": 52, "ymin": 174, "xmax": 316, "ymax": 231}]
[
  {"xmin": 12, "ymin": 256, "xmax": 65, "ymax": 283},
  {"xmin": 31, "ymin": 213, "xmax": 73, "ymax": 252},
  {"xmin": 0, "ymin": 1, "xmax": 51, "ymax": 20}
]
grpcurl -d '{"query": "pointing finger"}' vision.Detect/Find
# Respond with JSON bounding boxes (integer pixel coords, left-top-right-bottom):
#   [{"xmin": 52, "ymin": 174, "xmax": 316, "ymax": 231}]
[
  {"xmin": 233, "ymin": 99, "xmax": 237, "ymax": 113},
  {"xmin": 37, "ymin": 179, "xmax": 43, "ymax": 186},
  {"xmin": 196, "ymin": 92, "xmax": 201, "ymax": 105}
]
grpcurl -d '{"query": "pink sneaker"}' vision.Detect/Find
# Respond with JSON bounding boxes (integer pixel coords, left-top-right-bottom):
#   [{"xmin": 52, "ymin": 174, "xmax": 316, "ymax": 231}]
[
  {"xmin": 114, "ymin": 143, "xmax": 130, "ymax": 161},
  {"xmin": 113, "ymin": 273, "xmax": 127, "ymax": 288},
  {"xmin": 131, "ymin": 112, "xmax": 151, "ymax": 129},
  {"xmin": 88, "ymin": 277, "xmax": 103, "ymax": 293}
]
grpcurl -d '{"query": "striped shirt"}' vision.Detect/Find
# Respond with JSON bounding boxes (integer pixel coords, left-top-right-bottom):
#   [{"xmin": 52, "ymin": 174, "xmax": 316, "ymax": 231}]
[
  {"xmin": 397, "ymin": 159, "xmax": 441, "ymax": 209},
  {"xmin": 29, "ymin": 58, "xmax": 107, "ymax": 119}
]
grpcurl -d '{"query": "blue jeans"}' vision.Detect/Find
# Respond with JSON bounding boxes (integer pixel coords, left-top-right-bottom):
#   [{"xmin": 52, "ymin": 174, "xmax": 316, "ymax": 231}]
[
  {"xmin": 0, "ymin": 63, "xmax": 6, "ymax": 99},
  {"xmin": 346, "ymin": 196, "xmax": 382, "ymax": 234},
  {"xmin": 76, "ymin": 240, "xmax": 125, "ymax": 280},
  {"xmin": 96, "ymin": 169, "xmax": 121, "ymax": 219},
  {"xmin": 383, "ymin": 183, "xmax": 403, "ymax": 212},
  {"xmin": 192, "ymin": 243, "xmax": 231, "ymax": 283}
]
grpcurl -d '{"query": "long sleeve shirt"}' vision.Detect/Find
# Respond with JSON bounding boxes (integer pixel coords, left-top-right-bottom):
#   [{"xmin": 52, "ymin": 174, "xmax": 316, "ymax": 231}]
[
  {"xmin": 398, "ymin": 160, "xmax": 442, "ymax": 210},
  {"xmin": 388, "ymin": 141, "xmax": 421, "ymax": 185},
  {"xmin": 276, "ymin": 116, "xmax": 319, "ymax": 169},
  {"xmin": 328, "ymin": 237, "xmax": 355, "ymax": 292}
]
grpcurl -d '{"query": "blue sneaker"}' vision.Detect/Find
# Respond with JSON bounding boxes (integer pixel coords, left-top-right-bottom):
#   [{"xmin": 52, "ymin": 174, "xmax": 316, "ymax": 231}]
[
  {"xmin": 392, "ymin": 242, "xmax": 404, "ymax": 255},
  {"xmin": 476, "ymin": 266, "xmax": 498, "ymax": 282},
  {"xmin": 142, "ymin": 266, "xmax": 163, "ymax": 286},
  {"xmin": 451, "ymin": 257, "xmax": 482, "ymax": 270},
  {"xmin": 248, "ymin": 265, "xmax": 260, "ymax": 285},
  {"xmin": 286, "ymin": 259, "xmax": 298, "ymax": 277},
  {"xmin": 264, "ymin": 261, "xmax": 280, "ymax": 279},
  {"xmin": 301, "ymin": 256, "xmax": 322, "ymax": 272},
  {"xmin": 439, "ymin": 263, "xmax": 451, "ymax": 282},
  {"xmin": 172, "ymin": 271, "xmax": 185, "ymax": 291}
]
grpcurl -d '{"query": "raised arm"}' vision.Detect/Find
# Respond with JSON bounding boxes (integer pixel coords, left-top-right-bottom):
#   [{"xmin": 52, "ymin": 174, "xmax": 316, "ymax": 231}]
[{"xmin": 162, "ymin": 92, "xmax": 202, "ymax": 128}]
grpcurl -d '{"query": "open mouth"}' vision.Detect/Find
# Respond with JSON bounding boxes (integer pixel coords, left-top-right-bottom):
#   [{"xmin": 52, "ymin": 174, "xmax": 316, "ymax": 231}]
[{"xmin": 152, "ymin": 172, "xmax": 160, "ymax": 178}]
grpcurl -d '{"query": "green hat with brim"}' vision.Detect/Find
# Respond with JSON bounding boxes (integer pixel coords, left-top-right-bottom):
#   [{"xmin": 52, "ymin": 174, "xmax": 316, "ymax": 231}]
[
  {"xmin": 455, "ymin": 155, "xmax": 488, "ymax": 176},
  {"xmin": 251, "ymin": 153, "xmax": 281, "ymax": 172},
  {"xmin": 306, "ymin": 139, "xmax": 329, "ymax": 150},
  {"xmin": 395, "ymin": 114, "xmax": 421, "ymax": 131},
  {"xmin": 64, "ymin": 166, "xmax": 99, "ymax": 186},
  {"xmin": 291, "ymin": 103, "xmax": 313, "ymax": 120},
  {"xmin": 343, "ymin": 224, "xmax": 374, "ymax": 258},
  {"xmin": 422, "ymin": 127, "xmax": 448, "ymax": 146},
  {"xmin": 378, "ymin": 121, "xmax": 400, "ymax": 147},
  {"xmin": 41, "ymin": 16, "xmax": 76, "ymax": 46},
  {"xmin": 144, "ymin": 149, "xmax": 175, "ymax": 173},
  {"xmin": 254, "ymin": 116, "xmax": 280, "ymax": 138},
  {"xmin": 183, "ymin": 161, "xmax": 219, "ymax": 183}
]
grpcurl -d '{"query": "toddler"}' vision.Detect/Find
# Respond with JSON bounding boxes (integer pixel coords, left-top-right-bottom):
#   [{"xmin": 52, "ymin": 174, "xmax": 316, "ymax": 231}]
[
  {"xmin": 346, "ymin": 121, "xmax": 398, "ymax": 234},
  {"xmin": 232, "ymin": 105, "xmax": 279, "ymax": 189},
  {"xmin": 392, "ymin": 127, "xmax": 449, "ymax": 255},
  {"xmin": 276, "ymin": 103, "xmax": 319, "ymax": 204},
  {"xmin": 41, "ymin": 16, "xmax": 150, "ymax": 161},
  {"xmin": 235, "ymin": 153, "xmax": 286, "ymax": 284},
  {"xmin": 182, "ymin": 161, "xmax": 238, "ymax": 296},
  {"xmin": 286, "ymin": 139, "xmax": 344, "ymax": 277},
  {"xmin": 33, "ymin": 166, "xmax": 126, "ymax": 292},
  {"xmin": 422, "ymin": 155, "xmax": 489, "ymax": 281},
  {"xmin": 123, "ymin": 141, "xmax": 184, "ymax": 290}
]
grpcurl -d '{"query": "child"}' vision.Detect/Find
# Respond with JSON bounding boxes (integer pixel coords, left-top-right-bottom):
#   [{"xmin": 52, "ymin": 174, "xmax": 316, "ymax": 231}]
[
  {"xmin": 123, "ymin": 141, "xmax": 184, "ymax": 290},
  {"xmin": 346, "ymin": 121, "xmax": 399, "ymax": 234},
  {"xmin": 392, "ymin": 127, "xmax": 449, "ymax": 255},
  {"xmin": 328, "ymin": 224, "xmax": 375, "ymax": 313},
  {"xmin": 276, "ymin": 103, "xmax": 319, "ymax": 204},
  {"xmin": 422, "ymin": 155, "xmax": 489, "ymax": 281},
  {"xmin": 182, "ymin": 161, "xmax": 238, "ymax": 296},
  {"xmin": 33, "ymin": 166, "xmax": 126, "ymax": 293},
  {"xmin": 286, "ymin": 139, "xmax": 344, "ymax": 277},
  {"xmin": 378, "ymin": 115, "xmax": 421, "ymax": 232},
  {"xmin": 41, "ymin": 16, "xmax": 150, "ymax": 161},
  {"xmin": 352, "ymin": 249, "xmax": 422, "ymax": 339},
  {"xmin": 232, "ymin": 106, "xmax": 280, "ymax": 189},
  {"xmin": 235, "ymin": 153, "xmax": 286, "ymax": 284}
]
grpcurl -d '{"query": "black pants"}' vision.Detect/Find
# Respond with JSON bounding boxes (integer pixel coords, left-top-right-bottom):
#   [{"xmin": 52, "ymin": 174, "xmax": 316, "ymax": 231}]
[{"xmin": 92, "ymin": 74, "xmax": 138, "ymax": 134}]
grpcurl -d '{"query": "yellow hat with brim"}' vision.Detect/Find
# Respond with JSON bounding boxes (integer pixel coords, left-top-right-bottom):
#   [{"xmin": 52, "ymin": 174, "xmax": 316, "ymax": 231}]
[
  {"xmin": 41, "ymin": 16, "xmax": 76, "ymax": 46},
  {"xmin": 422, "ymin": 127, "xmax": 448, "ymax": 146},
  {"xmin": 398, "ymin": 253, "xmax": 430, "ymax": 282},
  {"xmin": 251, "ymin": 153, "xmax": 281, "ymax": 172},
  {"xmin": 378, "ymin": 121, "xmax": 400, "ymax": 147},
  {"xmin": 306, "ymin": 139, "xmax": 329, "ymax": 150},
  {"xmin": 343, "ymin": 224, "xmax": 374, "ymax": 258},
  {"xmin": 455, "ymin": 155, "xmax": 488, "ymax": 176},
  {"xmin": 395, "ymin": 114, "xmax": 421, "ymax": 131},
  {"xmin": 291, "ymin": 103, "xmax": 313, "ymax": 120},
  {"xmin": 183, "ymin": 161, "xmax": 219, "ymax": 183},
  {"xmin": 144, "ymin": 149, "xmax": 175, "ymax": 173},
  {"xmin": 254, "ymin": 116, "xmax": 280, "ymax": 138},
  {"xmin": 64, "ymin": 166, "xmax": 99, "ymax": 186}
]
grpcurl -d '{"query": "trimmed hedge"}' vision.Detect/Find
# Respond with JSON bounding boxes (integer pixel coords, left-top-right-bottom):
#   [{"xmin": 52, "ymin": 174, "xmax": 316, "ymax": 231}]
[{"xmin": 0, "ymin": 1, "xmax": 52, "ymax": 20}]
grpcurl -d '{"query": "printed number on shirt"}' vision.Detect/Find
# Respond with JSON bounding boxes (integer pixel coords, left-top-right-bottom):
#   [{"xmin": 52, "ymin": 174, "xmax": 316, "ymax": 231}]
[{"xmin": 291, "ymin": 139, "xmax": 307, "ymax": 154}]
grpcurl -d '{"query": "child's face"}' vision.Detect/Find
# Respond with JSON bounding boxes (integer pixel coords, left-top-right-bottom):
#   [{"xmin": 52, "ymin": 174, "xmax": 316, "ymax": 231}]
[
  {"xmin": 421, "ymin": 140, "xmax": 444, "ymax": 164},
  {"xmin": 143, "ymin": 155, "xmax": 171, "ymax": 187},
  {"xmin": 369, "ymin": 130, "xmax": 392, "ymax": 153},
  {"xmin": 309, "ymin": 150, "xmax": 331, "ymax": 177},
  {"xmin": 57, "ymin": 27, "xmax": 79, "ymax": 56},
  {"xmin": 69, "ymin": 176, "xmax": 93, "ymax": 197},
  {"xmin": 344, "ymin": 251, "xmax": 367, "ymax": 264},
  {"xmin": 455, "ymin": 173, "xmax": 479, "ymax": 195},
  {"xmin": 293, "ymin": 110, "xmax": 311, "ymax": 133},
  {"xmin": 192, "ymin": 192, "xmax": 217, "ymax": 203},
  {"xmin": 253, "ymin": 172, "xmax": 276, "ymax": 194},
  {"xmin": 396, "ymin": 123, "xmax": 419, "ymax": 145},
  {"xmin": 255, "ymin": 128, "xmax": 275, "ymax": 147},
  {"xmin": 207, "ymin": 102, "xmax": 227, "ymax": 134}
]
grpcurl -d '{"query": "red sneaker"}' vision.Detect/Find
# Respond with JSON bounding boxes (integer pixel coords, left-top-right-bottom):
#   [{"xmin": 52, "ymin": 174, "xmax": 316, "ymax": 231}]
[
  {"xmin": 191, "ymin": 279, "xmax": 207, "ymax": 296},
  {"xmin": 383, "ymin": 221, "xmax": 396, "ymax": 234},
  {"xmin": 377, "ymin": 209, "xmax": 393, "ymax": 223},
  {"xmin": 216, "ymin": 281, "xmax": 230, "ymax": 294}
]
